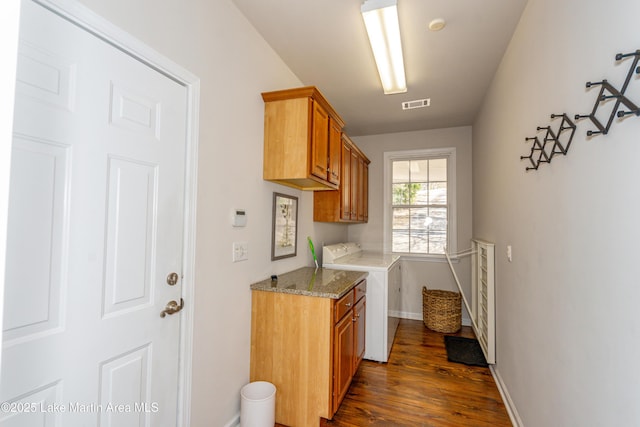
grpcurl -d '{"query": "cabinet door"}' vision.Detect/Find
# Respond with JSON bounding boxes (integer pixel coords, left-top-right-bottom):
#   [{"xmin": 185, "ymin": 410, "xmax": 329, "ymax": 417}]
[
  {"xmin": 354, "ymin": 297, "xmax": 366, "ymax": 371},
  {"xmin": 311, "ymin": 101, "xmax": 329, "ymax": 180},
  {"xmin": 363, "ymin": 162, "xmax": 369, "ymax": 222},
  {"xmin": 328, "ymin": 118, "xmax": 341, "ymax": 186},
  {"xmin": 357, "ymin": 155, "xmax": 365, "ymax": 221},
  {"xmin": 333, "ymin": 312, "xmax": 354, "ymax": 412},
  {"xmin": 341, "ymin": 142, "xmax": 352, "ymax": 220},
  {"xmin": 350, "ymin": 150, "xmax": 359, "ymax": 220}
]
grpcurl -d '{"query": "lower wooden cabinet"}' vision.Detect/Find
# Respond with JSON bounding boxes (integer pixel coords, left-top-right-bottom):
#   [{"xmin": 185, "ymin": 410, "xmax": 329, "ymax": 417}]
[
  {"xmin": 354, "ymin": 295, "xmax": 366, "ymax": 368},
  {"xmin": 333, "ymin": 280, "xmax": 366, "ymax": 411},
  {"xmin": 250, "ymin": 280, "xmax": 366, "ymax": 427},
  {"xmin": 333, "ymin": 307, "xmax": 355, "ymax": 410}
]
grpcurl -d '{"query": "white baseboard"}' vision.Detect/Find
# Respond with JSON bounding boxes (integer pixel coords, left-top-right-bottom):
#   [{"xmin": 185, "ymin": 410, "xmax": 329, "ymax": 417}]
[
  {"xmin": 392, "ymin": 310, "xmax": 472, "ymax": 327},
  {"xmin": 391, "ymin": 310, "xmax": 422, "ymax": 320},
  {"xmin": 489, "ymin": 366, "xmax": 523, "ymax": 427},
  {"xmin": 223, "ymin": 414, "xmax": 240, "ymax": 427}
]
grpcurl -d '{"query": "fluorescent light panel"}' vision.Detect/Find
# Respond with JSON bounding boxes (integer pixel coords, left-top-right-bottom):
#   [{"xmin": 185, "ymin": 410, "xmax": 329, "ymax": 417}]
[{"xmin": 361, "ymin": 0, "xmax": 406, "ymax": 94}]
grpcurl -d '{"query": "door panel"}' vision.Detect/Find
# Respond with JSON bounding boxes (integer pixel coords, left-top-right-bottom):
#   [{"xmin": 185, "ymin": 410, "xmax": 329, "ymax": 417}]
[
  {"xmin": 327, "ymin": 118, "xmax": 341, "ymax": 185},
  {"xmin": 109, "ymin": 83, "xmax": 161, "ymax": 139},
  {"xmin": 333, "ymin": 313, "xmax": 354, "ymax": 412},
  {"xmin": 341, "ymin": 142, "xmax": 351, "ymax": 220},
  {"xmin": 311, "ymin": 101, "xmax": 329, "ymax": 180},
  {"xmin": 3, "ymin": 135, "xmax": 69, "ymax": 344},
  {"xmin": 354, "ymin": 297, "xmax": 366, "ymax": 369},
  {"xmin": 102, "ymin": 158, "xmax": 157, "ymax": 317},
  {"xmin": 15, "ymin": 39, "xmax": 76, "ymax": 112},
  {"xmin": 98, "ymin": 344, "xmax": 152, "ymax": 427},
  {"xmin": 1, "ymin": 2, "xmax": 188, "ymax": 426},
  {"xmin": 350, "ymin": 150, "xmax": 358, "ymax": 220},
  {"xmin": 357, "ymin": 156, "xmax": 365, "ymax": 221}
]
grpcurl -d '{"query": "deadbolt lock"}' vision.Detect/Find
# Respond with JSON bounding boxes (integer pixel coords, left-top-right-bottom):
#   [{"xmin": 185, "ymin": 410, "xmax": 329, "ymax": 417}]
[{"xmin": 167, "ymin": 272, "xmax": 179, "ymax": 286}]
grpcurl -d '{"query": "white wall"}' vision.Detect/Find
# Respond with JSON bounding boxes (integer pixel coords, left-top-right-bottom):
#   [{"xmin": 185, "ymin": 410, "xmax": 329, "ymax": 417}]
[
  {"xmin": 350, "ymin": 127, "xmax": 473, "ymax": 322},
  {"xmin": 73, "ymin": 0, "xmax": 347, "ymax": 425},
  {"xmin": 473, "ymin": 0, "xmax": 640, "ymax": 425}
]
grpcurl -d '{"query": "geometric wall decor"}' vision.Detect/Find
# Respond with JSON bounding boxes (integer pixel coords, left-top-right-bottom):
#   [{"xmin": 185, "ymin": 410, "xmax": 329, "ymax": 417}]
[
  {"xmin": 521, "ymin": 114, "xmax": 576, "ymax": 171},
  {"xmin": 521, "ymin": 49, "xmax": 640, "ymax": 171}
]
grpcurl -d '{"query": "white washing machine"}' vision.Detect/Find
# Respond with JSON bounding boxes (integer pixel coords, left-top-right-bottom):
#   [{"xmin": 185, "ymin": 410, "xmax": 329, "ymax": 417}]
[{"xmin": 322, "ymin": 243, "xmax": 401, "ymax": 363}]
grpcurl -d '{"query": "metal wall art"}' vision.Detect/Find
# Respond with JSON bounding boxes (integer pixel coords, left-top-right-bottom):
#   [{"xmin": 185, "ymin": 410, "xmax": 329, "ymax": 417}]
[{"xmin": 521, "ymin": 49, "xmax": 640, "ymax": 171}]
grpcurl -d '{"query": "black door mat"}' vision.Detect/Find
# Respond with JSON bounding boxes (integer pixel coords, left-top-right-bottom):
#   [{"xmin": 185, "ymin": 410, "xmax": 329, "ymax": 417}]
[{"xmin": 444, "ymin": 335, "xmax": 488, "ymax": 367}]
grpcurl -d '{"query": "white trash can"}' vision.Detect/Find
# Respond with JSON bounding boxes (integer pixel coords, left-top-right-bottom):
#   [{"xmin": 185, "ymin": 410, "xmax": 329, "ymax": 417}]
[{"xmin": 240, "ymin": 381, "xmax": 276, "ymax": 427}]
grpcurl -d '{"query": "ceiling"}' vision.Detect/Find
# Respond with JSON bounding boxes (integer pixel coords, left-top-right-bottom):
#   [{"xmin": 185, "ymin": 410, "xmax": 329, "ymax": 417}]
[{"xmin": 231, "ymin": 0, "xmax": 528, "ymax": 137}]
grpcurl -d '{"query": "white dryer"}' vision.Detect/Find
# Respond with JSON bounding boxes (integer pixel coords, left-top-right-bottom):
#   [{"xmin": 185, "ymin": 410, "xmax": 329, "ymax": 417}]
[{"xmin": 323, "ymin": 243, "xmax": 401, "ymax": 363}]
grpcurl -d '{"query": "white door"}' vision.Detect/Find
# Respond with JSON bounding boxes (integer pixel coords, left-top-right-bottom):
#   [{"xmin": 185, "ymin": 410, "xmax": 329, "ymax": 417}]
[{"xmin": 1, "ymin": 1, "xmax": 188, "ymax": 426}]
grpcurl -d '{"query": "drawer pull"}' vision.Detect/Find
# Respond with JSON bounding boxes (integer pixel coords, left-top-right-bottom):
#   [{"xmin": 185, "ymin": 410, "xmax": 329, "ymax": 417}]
[{"xmin": 345, "ymin": 302, "xmax": 352, "ymax": 307}]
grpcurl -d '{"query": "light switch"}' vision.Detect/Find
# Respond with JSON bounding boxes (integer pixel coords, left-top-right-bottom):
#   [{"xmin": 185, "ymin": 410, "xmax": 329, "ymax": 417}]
[
  {"xmin": 233, "ymin": 241, "xmax": 248, "ymax": 262},
  {"xmin": 507, "ymin": 245, "xmax": 512, "ymax": 262}
]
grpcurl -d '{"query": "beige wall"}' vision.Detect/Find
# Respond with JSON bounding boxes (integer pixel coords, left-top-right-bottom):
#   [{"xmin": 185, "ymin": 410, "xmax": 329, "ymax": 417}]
[
  {"xmin": 350, "ymin": 127, "xmax": 473, "ymax": 322},
  {"xmin": 473, "ymin": 0, "xmax": 640, "ymax": 424},
  {"xmin": 74, "ymin": 0, "xmax": 347, "ymax": 425}
]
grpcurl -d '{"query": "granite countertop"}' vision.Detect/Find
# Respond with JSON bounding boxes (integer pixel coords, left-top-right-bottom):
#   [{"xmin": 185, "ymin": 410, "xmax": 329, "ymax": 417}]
[{"xmin": 250, "ymin": 267, "xmax": 368, "ymax": 299}]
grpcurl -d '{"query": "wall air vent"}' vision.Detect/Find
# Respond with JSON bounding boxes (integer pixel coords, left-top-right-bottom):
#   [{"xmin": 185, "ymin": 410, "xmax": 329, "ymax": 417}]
[{"xmin": 402, "ymin": 98, "xmax": 431, "ymax": 110}]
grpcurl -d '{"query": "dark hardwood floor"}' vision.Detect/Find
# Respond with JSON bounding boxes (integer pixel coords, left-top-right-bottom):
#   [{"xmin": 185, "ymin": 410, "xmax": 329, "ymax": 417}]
[{"xmin": 319, "ymin": 319, "xmax": 512, "ymax": 427}]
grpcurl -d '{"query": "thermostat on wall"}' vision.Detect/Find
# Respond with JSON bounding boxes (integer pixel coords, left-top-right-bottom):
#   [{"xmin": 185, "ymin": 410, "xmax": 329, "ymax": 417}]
[{"xmin": 232, "ymin": 209, "xmax": 247, "ymax": 227}]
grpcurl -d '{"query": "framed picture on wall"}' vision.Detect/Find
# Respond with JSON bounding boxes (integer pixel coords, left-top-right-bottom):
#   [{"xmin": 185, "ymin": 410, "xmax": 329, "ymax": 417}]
[{"xmin": 271, "ymin": 192, "xmax": 298, "ymax": 260}]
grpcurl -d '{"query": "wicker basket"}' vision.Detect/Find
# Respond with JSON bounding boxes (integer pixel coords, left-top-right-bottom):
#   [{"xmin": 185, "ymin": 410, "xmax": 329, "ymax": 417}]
[{"xmin": 422, "ymin": 287, "xmax": 461, "ymax": 333}]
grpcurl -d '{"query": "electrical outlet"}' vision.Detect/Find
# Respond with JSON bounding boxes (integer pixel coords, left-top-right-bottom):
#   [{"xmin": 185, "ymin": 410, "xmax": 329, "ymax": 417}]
[{"xmin": 233, "ymin": 241, "xmax": 248, "ymax": 262}]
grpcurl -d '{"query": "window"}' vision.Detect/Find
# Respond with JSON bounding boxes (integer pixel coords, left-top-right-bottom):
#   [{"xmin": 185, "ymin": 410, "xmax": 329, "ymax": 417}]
[{"xmin": 384, "ymin": 148, "xmax": 456, "ymax": 257}]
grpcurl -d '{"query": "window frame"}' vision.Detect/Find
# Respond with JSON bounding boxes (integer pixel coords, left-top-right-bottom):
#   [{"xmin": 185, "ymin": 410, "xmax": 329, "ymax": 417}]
[{"xmin": 383, "ymin": 148, "xmax": 457, "ymax": 260}]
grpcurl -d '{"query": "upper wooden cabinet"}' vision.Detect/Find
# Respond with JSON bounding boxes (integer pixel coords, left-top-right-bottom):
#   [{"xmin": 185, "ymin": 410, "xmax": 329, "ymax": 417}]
[
  {"xmin": 328, "ymin": 118, "xmax": 342, "ymax": 186},
  {"xmin": 262, "ymin": 86, "xmax": 345, "ymax": 191},
  {"xmin": 314, "ymin": 135, "xmax": 370, "ymax": 223}
]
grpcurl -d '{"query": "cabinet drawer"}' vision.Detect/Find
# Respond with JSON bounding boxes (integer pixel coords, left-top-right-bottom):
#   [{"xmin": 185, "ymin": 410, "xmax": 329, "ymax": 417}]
[
  {"xmin": 354, "ymin": 280, "xmax": 366, "ymax": 302},
  {"xmin": 335, "ymin": 291, "xmax": 354, "ymax": 323}
]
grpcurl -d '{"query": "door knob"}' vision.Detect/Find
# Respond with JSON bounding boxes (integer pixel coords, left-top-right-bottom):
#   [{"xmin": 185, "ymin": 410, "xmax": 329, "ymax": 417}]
[{"xmin": 160, "ymin": 298, "xmax": 184, "ymax": 318}]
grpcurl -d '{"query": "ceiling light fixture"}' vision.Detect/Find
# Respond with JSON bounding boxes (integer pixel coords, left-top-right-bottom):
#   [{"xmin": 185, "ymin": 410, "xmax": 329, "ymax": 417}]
[{"xmin": 361, "ymin": 0, "xmax": 407, "ymax": 95}]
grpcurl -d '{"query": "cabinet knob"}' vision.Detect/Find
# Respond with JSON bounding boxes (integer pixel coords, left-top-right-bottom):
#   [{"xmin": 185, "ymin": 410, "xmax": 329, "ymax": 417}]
[{"xmin": 345, "ymin": 302, "xmax": 352, "ymax": 307}]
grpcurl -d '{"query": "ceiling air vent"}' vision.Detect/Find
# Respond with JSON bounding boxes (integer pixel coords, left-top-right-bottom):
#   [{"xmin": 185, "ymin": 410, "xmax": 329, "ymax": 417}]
[{"xmin": 402, "ymin": 98, "xmax": 431, "ymax": 110}]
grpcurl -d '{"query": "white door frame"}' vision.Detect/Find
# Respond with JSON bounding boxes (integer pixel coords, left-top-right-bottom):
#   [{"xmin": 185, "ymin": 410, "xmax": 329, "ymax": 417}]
[{"xmin": 5, "ymin": 1, "xmax": 200, "ymax": 425}]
